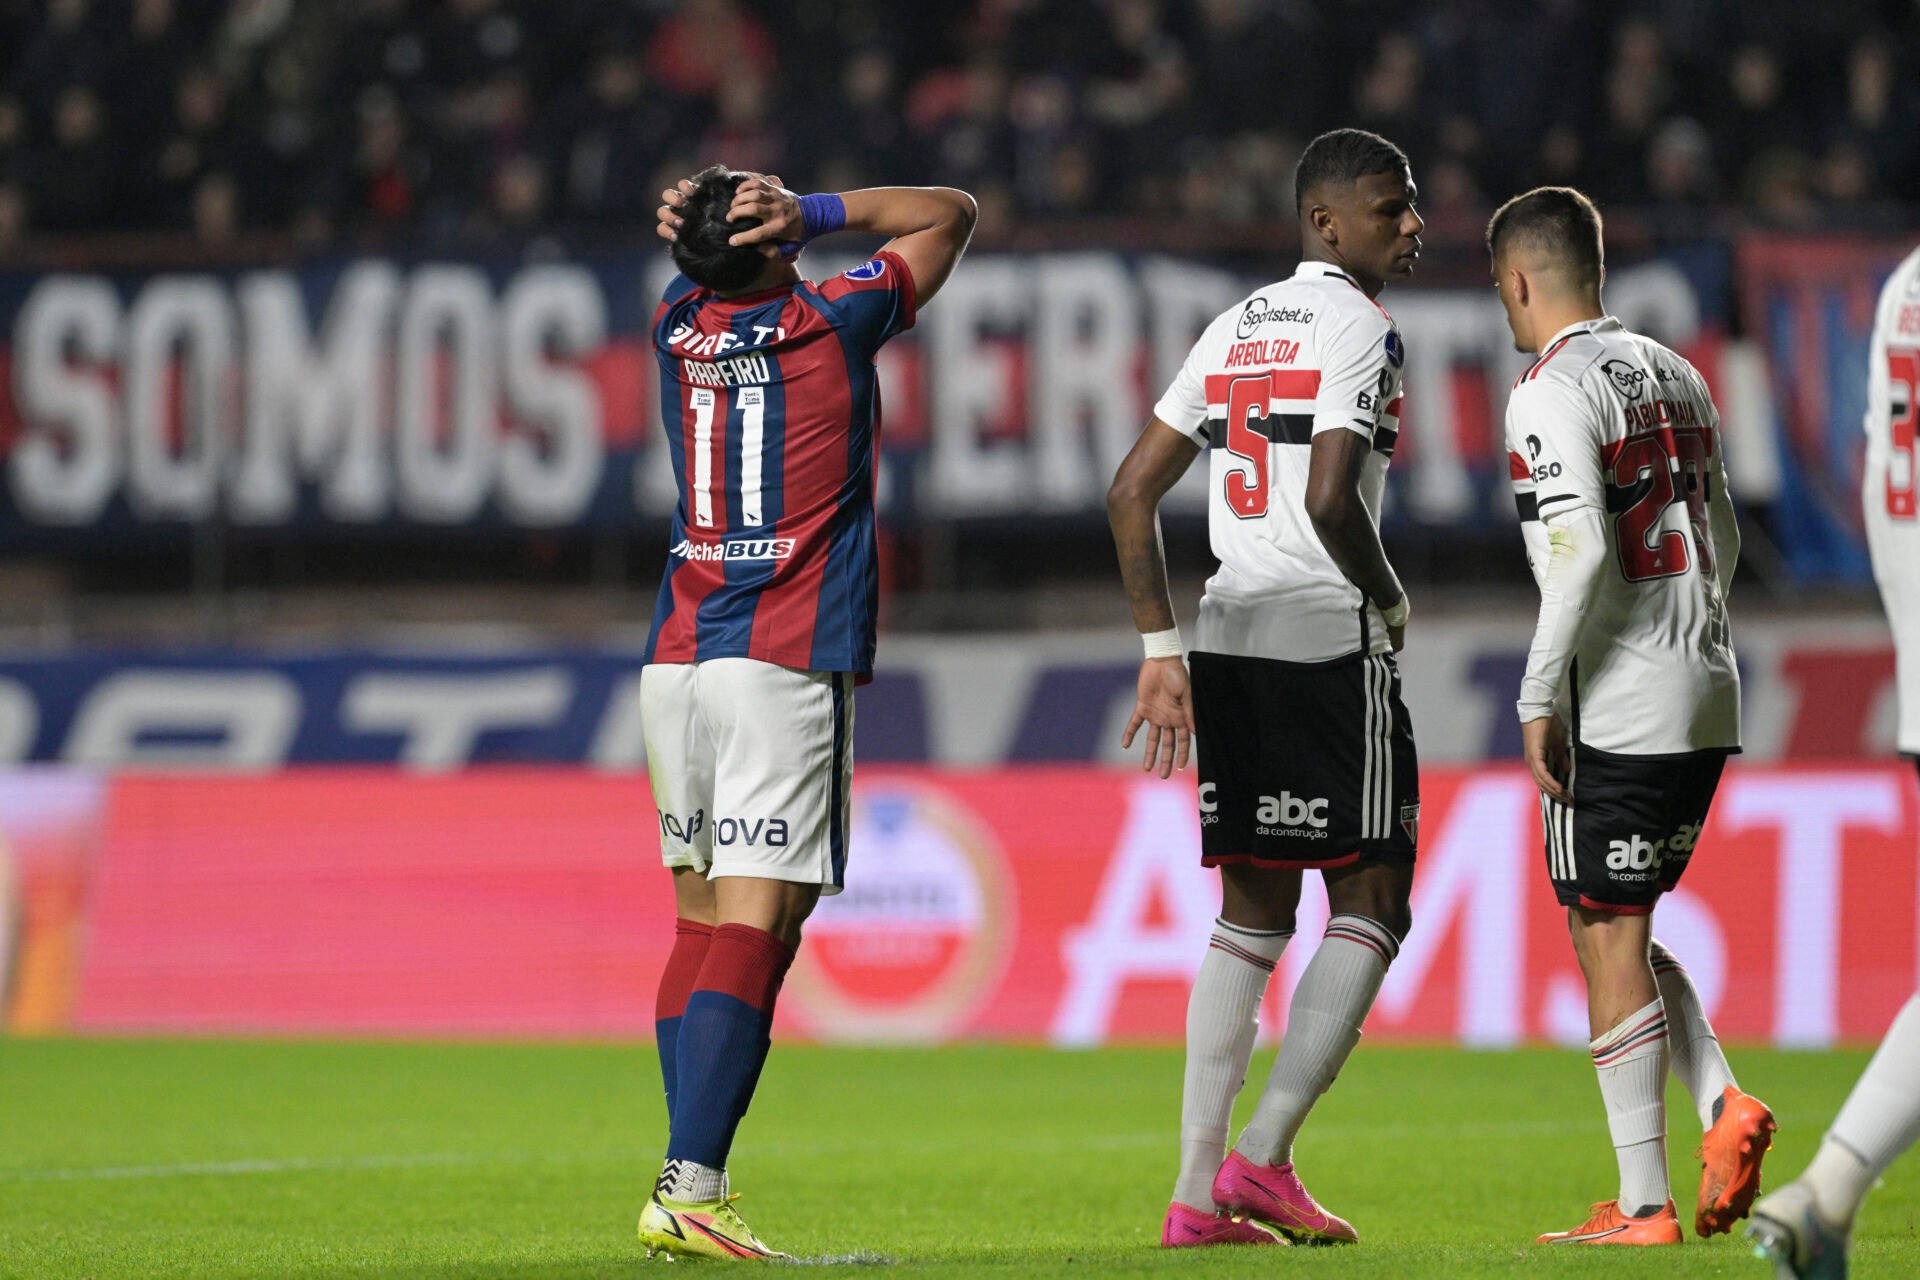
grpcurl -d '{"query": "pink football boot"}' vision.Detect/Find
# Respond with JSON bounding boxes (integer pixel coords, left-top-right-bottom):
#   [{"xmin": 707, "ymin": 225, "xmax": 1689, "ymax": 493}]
[
  {"xmin": 1160, "ymin": 1201, "xmax": 1288, "ymax": 1247},
  {"xmin": 1211, "ymin": 1150, "xmax": 1359, "ymax": 1244}
]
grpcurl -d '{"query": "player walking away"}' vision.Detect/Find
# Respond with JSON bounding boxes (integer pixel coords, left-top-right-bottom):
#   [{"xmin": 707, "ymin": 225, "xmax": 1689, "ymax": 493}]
[
  {"xmin": 1488, "ymin": 187, "xmax": 1776, "ymax": 1248},
  {"xmin": 1109, "ymin": 128, "xmax": 1423, "ymax": 1249},
  {"xmin": 637, "ymin": 168, "xmax": 975, "ymax": 1261},
  {"xmin": 1747, "ymin": 242, "xmax": 1920, "ymax": 1280}
]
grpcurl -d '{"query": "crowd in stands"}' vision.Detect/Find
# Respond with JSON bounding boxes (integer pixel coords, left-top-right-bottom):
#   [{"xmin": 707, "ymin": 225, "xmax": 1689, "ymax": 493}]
[{"xmin": 0, "ymin": 0, "xmax": 1914, "ymax": 253}]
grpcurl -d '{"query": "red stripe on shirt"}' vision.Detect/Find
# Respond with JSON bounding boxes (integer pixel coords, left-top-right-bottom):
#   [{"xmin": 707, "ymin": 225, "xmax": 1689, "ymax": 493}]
[
  {"xmin": 745, "ymin": 293, "xmax": 845, "ymax": 664},
  {"xmin": 1202, "ymin": 368, "xmax": 1323, "ymax": 404},
  {"xmin": 1525, "ymin": 334, "xmax": 1576, "ymax": 381},
  {"xmin": 1509, "ymin": 449, "xmax": 1532, "ymax": 481}
]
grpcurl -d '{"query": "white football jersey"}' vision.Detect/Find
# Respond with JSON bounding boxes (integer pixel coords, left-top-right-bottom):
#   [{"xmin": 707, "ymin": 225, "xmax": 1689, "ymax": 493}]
[
  {"xmin": 1505, "ymin": 316, "xmax": 1740, "ymax": 755},
  {"xmin": 1153, "ymin": 261, "xmax": 1406, "ymax": 663},
  {"xmin": 1862, "ymin": 244, "xmax": 1920, "ymax": 753}
]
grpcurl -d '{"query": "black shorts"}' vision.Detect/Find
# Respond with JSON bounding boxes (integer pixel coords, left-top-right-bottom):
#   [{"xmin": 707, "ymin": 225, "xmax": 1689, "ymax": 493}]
[
  {"xmin": 1541, "ymin": 741, "xmax": 1731, "ymax": 914},
  {"xmin": 1191, "ymin": 649, "xmax": 1419, "ymax": 869}
]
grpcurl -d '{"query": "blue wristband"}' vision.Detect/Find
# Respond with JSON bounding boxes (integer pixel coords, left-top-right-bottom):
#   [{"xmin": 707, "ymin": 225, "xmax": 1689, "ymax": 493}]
[{"xmin": 796, "ymin": 192, "xmax": 846, "ymax": 242}]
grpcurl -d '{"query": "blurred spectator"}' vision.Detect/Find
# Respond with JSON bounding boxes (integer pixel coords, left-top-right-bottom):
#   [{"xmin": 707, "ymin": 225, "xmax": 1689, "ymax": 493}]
[
  {"xmin": 697, "ymin": 75, "xmax": 783, "ymax": 179},
  {"xmin": 0, "ymin": 0, "xmax": 1911, "ymax": 243},
  {"xmin": 191, "ymin": 170, "xmax": 240, "ymax": 244},
  {"xmin": 1715, "ymin": 44, "xmax": 1807, "ymax": 197},
  {"xmin": 37, "ymin": 86, "xmax": 114, "ymax": 231},
  {"xmin": 548, "ymin": 45, "xmax": 682, "ymax": 227},
  {"xmin": 1836, "ymin": 33, "xmax": 1919, "ymax": 200},
  {"xmin": 0, "ymin": 181, "xmax": 26, "ymax": 255},
  {"xmin": 1645, "ymin": 117, "xmax": 1716, "ymax": 211},
  {"xmin": 1589, "ymin": 18, "xmax": 1674, "ymax": 204},
  {"xmin": 647, "ymin": 0, "xmax": 776, "ymax": 104}
]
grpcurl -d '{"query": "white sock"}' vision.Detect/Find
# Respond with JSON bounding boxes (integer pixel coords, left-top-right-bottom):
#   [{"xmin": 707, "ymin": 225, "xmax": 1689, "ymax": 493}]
[
  {"xmin": 1651, "ymin": 940, "xmax": 1737, "ymax": 1129},
  {"xmin": 1590, "ymin": 997, "xmax": 1670, "ymax": 1216},
  {"xmin": 1234, "ymin": 914, "xmax": 1398, "ymax": 1167},
  {"xmin": 1807, "ymin": 994, "xmax": 1920, "ymax": 1226},
  {"xmin": 657, "ymin": 1157, "xmax": 725, "ymax": 1203},
  {"xmin": 1173, "ymin": 919, "xmax": 1291, "ymax": 1208}
]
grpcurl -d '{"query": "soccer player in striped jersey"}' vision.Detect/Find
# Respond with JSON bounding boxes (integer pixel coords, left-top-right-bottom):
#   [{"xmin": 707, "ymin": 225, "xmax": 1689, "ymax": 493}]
[
  {"xmin": 1110, "ymin": 128, "xmax": 1423, "ymax": 1248},
  {"xmin": 1748, "ymin": 243, "xmax": 1920, "ymax": 1279},
  {"xmin": 637, "ymin": 167, "xmax": 975, "ymax": 1261},
  {"xmin": 1489, "ymin": 187, "xmax": 1775, "ymax": 1247}
]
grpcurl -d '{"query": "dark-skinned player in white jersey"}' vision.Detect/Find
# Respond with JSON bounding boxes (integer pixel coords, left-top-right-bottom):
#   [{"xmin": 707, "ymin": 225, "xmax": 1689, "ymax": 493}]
[{"xmin": 1109, "ymin": 128, "xmax": 1423, "ymax": 1248}]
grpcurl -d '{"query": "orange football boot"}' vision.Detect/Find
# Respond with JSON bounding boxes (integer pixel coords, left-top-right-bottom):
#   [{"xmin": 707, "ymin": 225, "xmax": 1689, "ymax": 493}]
[
  {"xmin": 1696, "ymin": 1084, "xmax": 1777, "ymax": 1236},
  {"xmin": 1535, "ymin": 1199, "xmax": 1683, "ymax": 1246}
]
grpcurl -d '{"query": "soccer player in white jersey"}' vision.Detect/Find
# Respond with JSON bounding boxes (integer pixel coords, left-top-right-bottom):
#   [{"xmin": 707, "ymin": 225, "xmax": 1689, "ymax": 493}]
[
  {"xmin": 1109, "ymin": 127, "xmax": 1423, "ymax": 1249},
  {"xmin": 1747, "ymin": 242, "xmax": 1920, "ymax": 1280},
  {"xmin": 1488, "ymin": 186, "xmax": 1776, "ymax": 1247}
]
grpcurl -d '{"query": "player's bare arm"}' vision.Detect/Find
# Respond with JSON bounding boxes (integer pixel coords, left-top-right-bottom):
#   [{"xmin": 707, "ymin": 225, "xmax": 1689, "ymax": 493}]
[
  {"xmin": 1304, "ymin": 429, "xmax": 1407, "ymax": 650},
  {"xmin": 1108, "ymin": 419, "xmax": 1202, "ymax": 778},
  {"xmin": 722, "ymin": 178, "xmax": 977, "ymax": 303}
]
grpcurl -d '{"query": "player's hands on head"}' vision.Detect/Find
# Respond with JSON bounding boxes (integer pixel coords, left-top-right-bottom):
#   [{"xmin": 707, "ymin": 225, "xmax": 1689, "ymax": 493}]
[
  {"xmin": 1522, "ymin": 714, "xmax": 1572, "ymax": 805},
  {"xmin": 725, "ymin": 174, "xmax": 801, "ymax": 248},
  {"xmin": 657, "ymin": 178, "xmax": 694, "ymax": 243},
  {"xmin": 1122, "ymin": 657, "xmax": 1196, "ymax": 779}
]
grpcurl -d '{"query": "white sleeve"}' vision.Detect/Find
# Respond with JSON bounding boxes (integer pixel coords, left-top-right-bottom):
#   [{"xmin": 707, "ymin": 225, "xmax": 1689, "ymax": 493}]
[
  {"xmin": 1504, "ymin": 399, "xmax": 1552, "ymax": 592},
  {"xmin": 1507, "ymin": 376, "xmax": 1606, "ymax": 520},
  {"xmin": 1151, "ymin": 332, "xmax": 1213, "ymax": 445},
  {"xmin": 1702, "ymin": 385, "xmax": 1740, "ymax": 595},
  {"xmin": 1313, "ymin": 310, "xmax": 1402, "ymax": 442},
  {"xmin": 1517, "ymin": 506, "xmax": 1609, "ymax": 724},
  {"xmin": 1507, "ymin": 374, "xmax": 1609, "ymax": 723}
]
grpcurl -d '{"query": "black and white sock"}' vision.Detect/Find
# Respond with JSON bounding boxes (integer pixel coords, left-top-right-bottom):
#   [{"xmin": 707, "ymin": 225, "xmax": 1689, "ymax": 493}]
[{"xmin": 656, "ymin": 1156, "xmax": 726, "ymax": 1204}]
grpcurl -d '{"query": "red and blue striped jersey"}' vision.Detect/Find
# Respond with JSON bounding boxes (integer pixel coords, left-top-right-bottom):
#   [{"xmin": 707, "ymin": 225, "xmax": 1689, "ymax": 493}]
[{"xmin": 643, "ymin": 250, "xmax": 917, "ymax": 676}]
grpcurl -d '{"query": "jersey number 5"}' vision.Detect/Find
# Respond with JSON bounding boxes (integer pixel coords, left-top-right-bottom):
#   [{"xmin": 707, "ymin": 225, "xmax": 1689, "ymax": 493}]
[
  {"xmin": 1223, "ymin": 373, "xmax": 1273, "ymax": 519},
  {"xmin": 1886, "ymin": 350, "xmax": 1918, "ymax": 521},
  {"xmin": 1611, "ymin": 425, "xmax": 1716, "ymax": 582}
]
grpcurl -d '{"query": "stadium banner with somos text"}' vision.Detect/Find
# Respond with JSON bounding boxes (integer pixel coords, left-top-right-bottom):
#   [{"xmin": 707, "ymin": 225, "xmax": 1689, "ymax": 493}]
[
  {"xmin": 0, "ymin": 242, "xmax": 1794, "ymax": 544},
  {"xmin": 4, "ymin": 764, "xmax": 1916, "ymax": 1048},
  {"xmin": 0, "ymin": 615, "xmax": 1899, "ymax": 768}
]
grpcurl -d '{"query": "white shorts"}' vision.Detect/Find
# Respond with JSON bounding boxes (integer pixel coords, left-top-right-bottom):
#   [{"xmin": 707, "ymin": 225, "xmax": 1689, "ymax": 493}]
[{"xmin": 640, "ymin": 658, "xmax": 855, "ymax": 894}]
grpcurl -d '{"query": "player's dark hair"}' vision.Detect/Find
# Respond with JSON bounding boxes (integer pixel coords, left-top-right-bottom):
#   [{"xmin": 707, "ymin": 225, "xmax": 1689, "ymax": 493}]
[
  {"xmin": 1293, "ymin": 128, "xmax": 1409, "ymax": 213},
  {"xmin": 1486, "ymin": 186, "xmax": 1605, "ymax": 287},
  {"xmin": 669, "ymin": 164, "xmax": 769, "ymax": 294}
]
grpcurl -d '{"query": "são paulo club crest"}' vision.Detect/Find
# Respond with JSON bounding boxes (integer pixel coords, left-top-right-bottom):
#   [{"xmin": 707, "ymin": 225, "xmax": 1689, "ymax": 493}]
[{"xmin": 786, "ymin": 781, "xmax": 1013, "ymax": 1040}]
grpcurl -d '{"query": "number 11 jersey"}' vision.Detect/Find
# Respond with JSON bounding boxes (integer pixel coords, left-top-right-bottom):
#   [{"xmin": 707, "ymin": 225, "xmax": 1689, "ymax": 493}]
[
  {"xmin": 1152, "ymin": 261, "xmax": 1408, "ymax": 663},
  {"xmin": 643, "ymin": 252, "xmax": 916, "ymax": 678},
  {"xmin": 1504, "ymin": 316, "xmax": 1740, "ymax": 755}
]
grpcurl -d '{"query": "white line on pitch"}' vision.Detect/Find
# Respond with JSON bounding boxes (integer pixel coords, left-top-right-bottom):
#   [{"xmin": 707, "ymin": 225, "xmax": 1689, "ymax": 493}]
[{"xmin": 0, "ymin": 1152, "xmax": 480, "ymax": 1182}]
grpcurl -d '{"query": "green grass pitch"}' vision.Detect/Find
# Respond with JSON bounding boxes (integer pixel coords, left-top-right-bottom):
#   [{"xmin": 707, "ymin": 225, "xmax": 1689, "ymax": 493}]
[{"xmin": 2, "ymin": 1039, "xmax": 1916, "ymax": 1277}]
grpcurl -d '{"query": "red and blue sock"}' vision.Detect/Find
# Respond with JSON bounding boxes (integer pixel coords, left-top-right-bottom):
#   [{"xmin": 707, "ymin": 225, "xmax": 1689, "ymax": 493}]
[
  {"xmin": 653, "ymin": 918, "xmax": 714, "ymax": 1118},
  {"xmin": 666, "ymin": 923, "xmax": 795, "ymax": 1171}
]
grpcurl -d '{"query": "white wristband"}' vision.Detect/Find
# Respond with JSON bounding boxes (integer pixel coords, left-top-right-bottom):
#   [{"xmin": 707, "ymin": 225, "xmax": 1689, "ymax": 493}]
[
  {"xmin": 1141, "ymin": 626, "xmax": 1183, "ymax": 659},
  {"xmin": 1378, "ymin": 594, "xmax": 1410, "ymax": 628}
]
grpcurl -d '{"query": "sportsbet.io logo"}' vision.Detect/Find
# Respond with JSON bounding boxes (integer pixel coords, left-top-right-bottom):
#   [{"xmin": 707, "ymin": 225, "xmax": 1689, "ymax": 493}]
[
  {"xmin": 1601, "ymin": 358, "xmax": 1649, "ymax": 400},
  {"xmin": 786, "ymin": 783, "xmax": 1013, "ymax": 1040}
]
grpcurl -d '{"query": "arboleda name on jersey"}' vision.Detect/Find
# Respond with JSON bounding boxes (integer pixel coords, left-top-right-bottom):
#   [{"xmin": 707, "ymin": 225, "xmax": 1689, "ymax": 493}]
[{"xmin": 668, "ymin": 538, "xmax": 795, "ymax": 562}]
